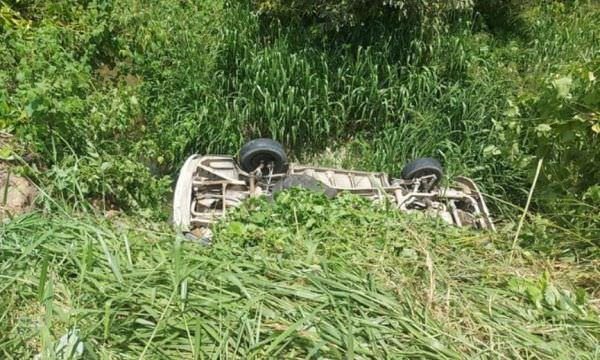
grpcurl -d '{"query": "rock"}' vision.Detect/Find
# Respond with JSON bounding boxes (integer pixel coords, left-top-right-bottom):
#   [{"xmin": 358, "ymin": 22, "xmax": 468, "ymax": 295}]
[{"xmin": 0, "ymin": 165, "xmax": 37, "ymax": 221}]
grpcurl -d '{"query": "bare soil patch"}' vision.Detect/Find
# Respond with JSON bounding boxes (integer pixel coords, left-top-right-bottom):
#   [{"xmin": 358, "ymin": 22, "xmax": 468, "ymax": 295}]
[{"xmin": 0, "ymin": 133, "xmax": 37, "ymax": 220}]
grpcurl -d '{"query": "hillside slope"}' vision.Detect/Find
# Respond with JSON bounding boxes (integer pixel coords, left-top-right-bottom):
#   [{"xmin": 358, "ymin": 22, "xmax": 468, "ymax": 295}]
[
  {"xmin": 1, "ymin": 1, "xmax": 599, "ymax": 358},
  {"xmin": 1, "ymin": 192, "xmax": 599, "ymax": 358}
]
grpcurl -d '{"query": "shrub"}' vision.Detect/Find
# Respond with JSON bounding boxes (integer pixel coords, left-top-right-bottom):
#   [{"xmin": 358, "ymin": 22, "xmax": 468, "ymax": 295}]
[
  {"xmin": 253, "ymin": 0, "xmax": 474, "ymax": 29},
  {"xmin": 1, "ymin": 0, "xmax": 598, "ymax": 250}
]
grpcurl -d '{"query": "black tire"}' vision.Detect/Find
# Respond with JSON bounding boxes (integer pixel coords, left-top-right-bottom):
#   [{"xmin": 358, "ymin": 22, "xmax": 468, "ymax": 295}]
[
  {"xmin": 272, "ymin": 174, "xmax": 337, "ymax": 198},
  {"xmin": 401, "ymin": 158, "xmax": 444, "ymax": 183},
  {"xmin": 239, "ymin": 138, "xmax": 288, "ymax": 173}
]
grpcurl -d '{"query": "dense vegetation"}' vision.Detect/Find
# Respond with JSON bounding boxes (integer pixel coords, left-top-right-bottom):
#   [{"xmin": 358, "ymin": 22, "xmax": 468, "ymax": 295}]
[
  {"xmin": 1, "ymin": 0, "xmax": 599, "ymax": 358},
  {"xmin": 2, "ymin": 191, "xmax": 599, "ymax": 358}
]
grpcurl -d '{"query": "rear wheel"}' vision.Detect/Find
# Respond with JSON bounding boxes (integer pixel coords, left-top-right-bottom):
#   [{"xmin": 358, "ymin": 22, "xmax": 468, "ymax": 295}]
[
  {"xmin": 401, "ymin": 158, "xmax": 444, "ymax": 185},
  {"xmin": 239, "ymin": 138, "xmax": 288, "ymax": 174}
]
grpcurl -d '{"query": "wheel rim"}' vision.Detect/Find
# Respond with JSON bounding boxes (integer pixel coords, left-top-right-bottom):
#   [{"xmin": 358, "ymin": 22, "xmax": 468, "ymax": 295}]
[{"xmin": 248, "ymin": 153, "xmax": 277, "ymax": 171}]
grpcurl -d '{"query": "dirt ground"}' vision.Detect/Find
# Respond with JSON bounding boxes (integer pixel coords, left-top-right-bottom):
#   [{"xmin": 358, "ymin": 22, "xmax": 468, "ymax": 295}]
[{"xmin": 0, "ymin": 133, "xmax": 37, "ymax": 221}]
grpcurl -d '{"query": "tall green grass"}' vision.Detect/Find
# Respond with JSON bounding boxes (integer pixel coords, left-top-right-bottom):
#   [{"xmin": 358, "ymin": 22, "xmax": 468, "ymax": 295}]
[
  {"xmin": 1, "ymin": 191, "xmax": 598, "ymax": 358},
  {"xmin": 1, "ymin": 2, "xmax": 598, "ymax": 358},
  {"xmin": 1, "ymin": 2, "xmax": 598, "ymax": 246}
]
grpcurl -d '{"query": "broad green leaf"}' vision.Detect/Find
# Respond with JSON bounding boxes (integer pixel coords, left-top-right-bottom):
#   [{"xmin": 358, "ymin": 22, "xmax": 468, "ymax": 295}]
[{"xmin": 552, "ymin": 76, "xmax": 573, "ymax": 99}]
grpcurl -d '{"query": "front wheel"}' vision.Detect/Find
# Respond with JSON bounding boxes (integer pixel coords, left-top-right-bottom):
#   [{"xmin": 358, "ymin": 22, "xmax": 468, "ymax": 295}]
[
  {"xmin": 238, "ymin": 138, "xmax": 288, "ymax": 174},
  {"xmin": 400, "ymin": 157, "xmax": 444, "ymax": 185}
]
